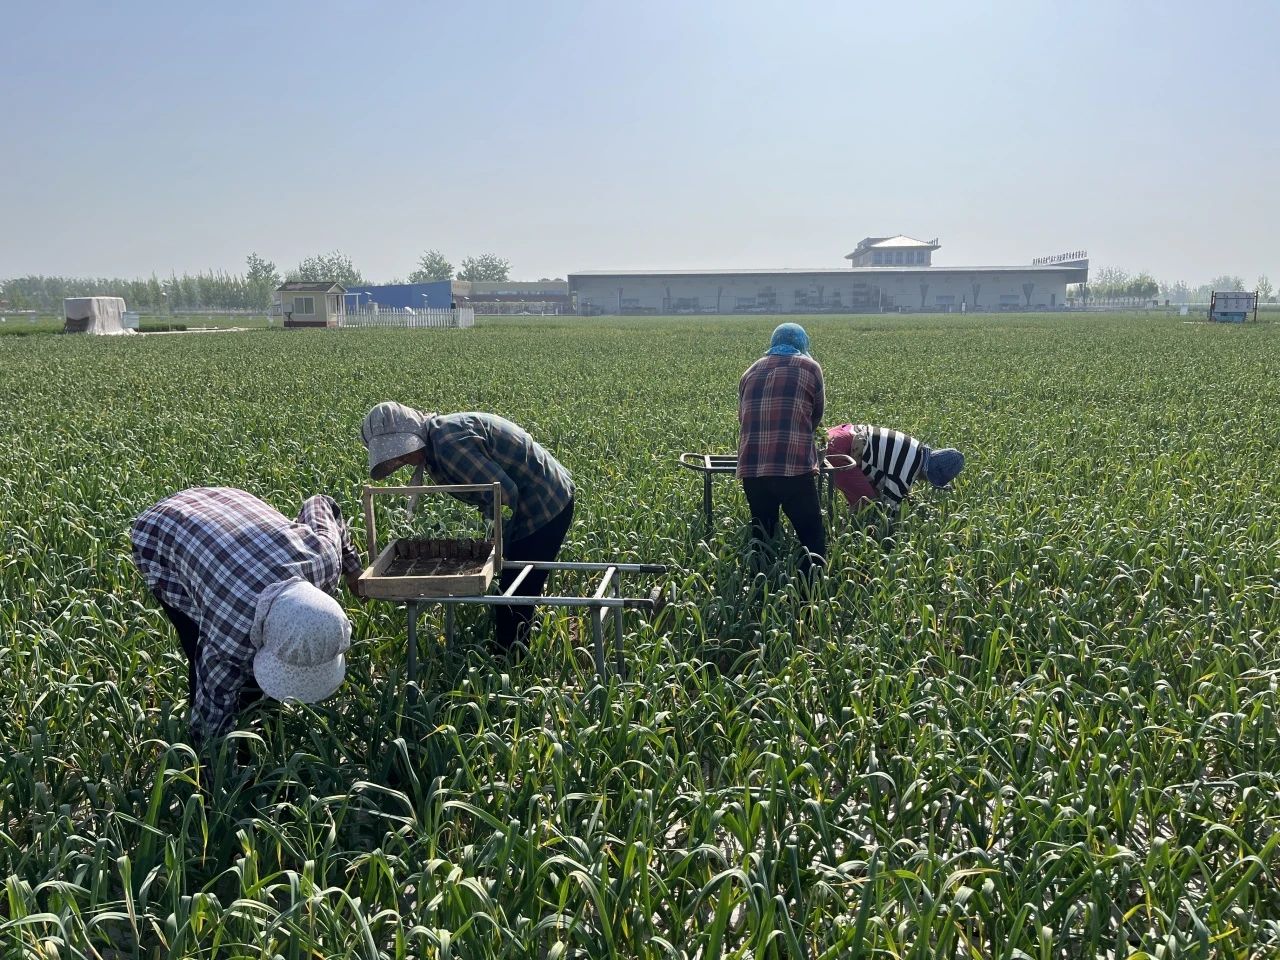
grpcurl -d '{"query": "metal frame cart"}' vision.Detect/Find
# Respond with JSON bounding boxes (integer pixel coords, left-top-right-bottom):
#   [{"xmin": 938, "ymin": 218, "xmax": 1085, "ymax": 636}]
[
  {"xmin": 360, "ymin": 484, "xmax": 669, "ymax": 681},
  {"xmin": 678, "ymin": 452, "xmax": 860, "ymax": 528}
]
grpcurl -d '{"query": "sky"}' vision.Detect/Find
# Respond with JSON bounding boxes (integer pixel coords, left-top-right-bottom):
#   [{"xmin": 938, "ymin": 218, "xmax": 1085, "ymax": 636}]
[{"xmin": 2, "ymin": 1, "xmax": 1278, "ymax": 285}]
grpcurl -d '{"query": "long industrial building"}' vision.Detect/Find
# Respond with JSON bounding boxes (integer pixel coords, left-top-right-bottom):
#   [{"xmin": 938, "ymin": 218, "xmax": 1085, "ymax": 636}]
[
  {"xmin": 568, "ymin": 236, "xmax": 1088, "ymax": 315},
  {"xmin": 343, "ymin": 280, "xmax": 569, "ymax": 313}
]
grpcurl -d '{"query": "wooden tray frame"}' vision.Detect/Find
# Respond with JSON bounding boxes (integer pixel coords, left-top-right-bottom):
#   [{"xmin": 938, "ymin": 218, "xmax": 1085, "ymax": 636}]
[{"xmin": 358, "ymin": 483, "xmax": 504, "ymax": 599}]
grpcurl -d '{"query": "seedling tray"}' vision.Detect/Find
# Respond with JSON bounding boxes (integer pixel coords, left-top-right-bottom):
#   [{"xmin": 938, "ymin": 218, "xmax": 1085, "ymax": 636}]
[{"xmin": 358, "ymin": 483, "xmax": 504, "ymax": 600}]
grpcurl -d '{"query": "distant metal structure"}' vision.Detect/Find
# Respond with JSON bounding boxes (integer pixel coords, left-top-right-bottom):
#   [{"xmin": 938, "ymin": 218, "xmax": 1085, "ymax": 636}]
[
  {"xmin": 1208, "ymin": 290, "xmax": 1258, "ymax": 323},
  {"xmin": 1032, "ymin": 250, "xmax": 1088, "ymax": 266}
]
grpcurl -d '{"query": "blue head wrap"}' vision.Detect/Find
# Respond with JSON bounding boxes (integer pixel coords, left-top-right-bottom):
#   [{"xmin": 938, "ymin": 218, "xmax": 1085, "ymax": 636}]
[
  {"xmin": 923, "ymin": 447, "xmax": 965, "ymax": 488},
  {"xmin": 766, "ymin": 323, "xmax": 810, "ymax": 357}
]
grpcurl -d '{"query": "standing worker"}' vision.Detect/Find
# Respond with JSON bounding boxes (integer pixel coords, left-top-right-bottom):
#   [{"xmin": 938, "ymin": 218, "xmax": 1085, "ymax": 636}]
[
  {"xmin": 360, "ymin": 402, "xmax": 575, "ymax": 653},
  {"xmin": 737, "ymin": 323, "xmax": 827, "ymax": 572},
  {"xmin": 130, "ymin": 487, "xmax": 364, "ymax": 744},
  {"xmin": 826, "ymin": 423, "xmax": 965, "ymax": 510}
]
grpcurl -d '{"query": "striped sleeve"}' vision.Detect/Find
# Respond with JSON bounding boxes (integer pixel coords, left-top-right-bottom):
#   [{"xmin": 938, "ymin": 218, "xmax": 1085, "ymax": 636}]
[{"xmin": 860, "ymin": 427, "xmax": 926, "ymax": 508}]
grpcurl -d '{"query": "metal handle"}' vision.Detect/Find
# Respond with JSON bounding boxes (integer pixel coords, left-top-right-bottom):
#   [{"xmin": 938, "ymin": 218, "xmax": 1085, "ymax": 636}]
[
  {"xmin": 678, "ymin": 452, "xmax": 704, "ymax": 471},
  {"xmin": 678, "ymin": 452, "xmax": 739, "ymax": 473},
  {"xmin": 822, "ymin": 454, "xmax": 858, "ymax": 472}
]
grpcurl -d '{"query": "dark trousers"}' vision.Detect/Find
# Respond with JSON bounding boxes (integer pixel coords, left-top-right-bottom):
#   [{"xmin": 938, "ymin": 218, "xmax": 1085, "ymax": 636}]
[
  {"xmin": 741, "ymin": 474, "xmax": 826, "ymax": 572},
  {"xmin": 495, "ymin": 499, "xmax": 575, "ymax": 652},
  {"xmin": 155, "ymin": 595, "xmax": 262, "ymax": 711}
]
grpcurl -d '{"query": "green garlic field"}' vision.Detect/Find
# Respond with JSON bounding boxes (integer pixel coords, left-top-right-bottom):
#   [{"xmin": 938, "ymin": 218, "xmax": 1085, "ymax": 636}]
[{"xmin": 2, "ymin": 313, "xmax": 1278, "ymax": 959}]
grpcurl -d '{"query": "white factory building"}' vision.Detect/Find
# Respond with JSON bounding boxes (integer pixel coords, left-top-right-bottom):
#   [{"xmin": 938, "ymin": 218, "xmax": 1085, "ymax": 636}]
[{"xmin": 568, "ymin": 236, "xmax": 1088, "ymax": 315}]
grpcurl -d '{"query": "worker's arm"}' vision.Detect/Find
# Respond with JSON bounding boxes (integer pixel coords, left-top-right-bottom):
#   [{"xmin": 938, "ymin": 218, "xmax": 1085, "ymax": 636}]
[
  {"xmin": 297, "ymin": 495, "xmax": 364, "ymax": 581},
  {"xmin": 876, "ymin": 475, "xmax": 910, "ymax": 510}
]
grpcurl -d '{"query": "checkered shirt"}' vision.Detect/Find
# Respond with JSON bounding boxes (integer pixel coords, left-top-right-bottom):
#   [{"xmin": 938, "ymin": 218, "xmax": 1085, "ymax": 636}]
[
  {"xmin": 422, "ymin": 413, "xmax": 574, "ymax": 542},
  {"xmin": 736, "ymin": 354, "xmax": 825, "ymax": 478},
  {"xmin": 130, "ymin": 487, "xmax": 362, "ymax": 740}
]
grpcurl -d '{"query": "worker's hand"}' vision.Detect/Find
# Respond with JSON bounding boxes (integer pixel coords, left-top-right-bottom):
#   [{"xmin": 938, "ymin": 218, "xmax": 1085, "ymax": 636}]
[{"xmin": 345, "ymin": 572, "xmax": 367, "ymax": 602}]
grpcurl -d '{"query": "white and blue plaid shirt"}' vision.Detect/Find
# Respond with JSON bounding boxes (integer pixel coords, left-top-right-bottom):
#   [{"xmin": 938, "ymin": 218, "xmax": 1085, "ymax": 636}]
[{"xmin": 130, "ymin": 487, "xmax": 362, "ymax": 740}]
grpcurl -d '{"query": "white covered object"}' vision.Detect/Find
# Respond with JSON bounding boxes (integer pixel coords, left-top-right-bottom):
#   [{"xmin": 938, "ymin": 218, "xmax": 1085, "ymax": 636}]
[{"xmin": 63, "ymin": 297, "xmax": 133, "ymax": 335}]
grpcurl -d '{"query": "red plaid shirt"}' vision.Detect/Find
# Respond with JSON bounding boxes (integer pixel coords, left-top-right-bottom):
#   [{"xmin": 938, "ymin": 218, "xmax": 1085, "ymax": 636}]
[{"xmin": 737, "ymin": 354, "xmax": 825, "ymax": 478}]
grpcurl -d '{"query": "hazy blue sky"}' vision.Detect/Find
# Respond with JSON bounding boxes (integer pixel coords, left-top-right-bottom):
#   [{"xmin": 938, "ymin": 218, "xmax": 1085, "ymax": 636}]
[{"xmin": 2, "ymin": 1, "xmax": 1277, "ymax": 284}]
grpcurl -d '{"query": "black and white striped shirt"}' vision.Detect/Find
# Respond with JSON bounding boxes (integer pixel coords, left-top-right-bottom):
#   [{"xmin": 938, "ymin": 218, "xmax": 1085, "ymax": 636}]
[{"xmin": 854, "ymin": 426, "xmax": 927, "ymax": 508}]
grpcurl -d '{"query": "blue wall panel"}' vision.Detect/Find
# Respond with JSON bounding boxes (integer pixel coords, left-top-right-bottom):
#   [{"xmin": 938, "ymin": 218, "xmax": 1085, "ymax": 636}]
[{"xmin": 344, "ymin": 281, "xmax": 454, "ymax": 309}]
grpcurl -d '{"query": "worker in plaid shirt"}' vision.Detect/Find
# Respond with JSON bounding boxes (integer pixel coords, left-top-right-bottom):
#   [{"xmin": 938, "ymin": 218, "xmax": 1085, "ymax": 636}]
[
  {"xmin": 361, "ymin": 403, "xmax": 575, "ymax": 652},
  {"xmin": 737, "ymin": 323, "xmax": 826, "ymax": 572},
  {"xmin": 131, "ymin": 487, "xmax": 364, "ymax": 743}
]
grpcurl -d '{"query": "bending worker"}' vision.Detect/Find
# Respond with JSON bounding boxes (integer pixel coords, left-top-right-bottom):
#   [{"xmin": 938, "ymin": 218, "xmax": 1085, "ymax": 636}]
[
  {"xmin": 360, "ymin": 402, "xmax": 575, "ymax": 653},
  {"xmin": 826, "ymin": 423, "xmax": 965, "ymax": 510},
  {"xmin": 130, "ymin": 487, "xmax": 363, "ymax": 743},
  {"xmin": 737, "ymin": 323, "xmax": 826, "ymax": 572}
]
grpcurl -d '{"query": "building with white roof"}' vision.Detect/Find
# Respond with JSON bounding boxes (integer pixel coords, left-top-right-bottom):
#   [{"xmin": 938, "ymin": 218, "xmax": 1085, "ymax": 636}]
[
  {"xmin": 845, "ymin": 235, "xmax": 941, "ymax": 267},
  {"xmin": 567, "ymin": 237, "xmax": 1088, "ymax": 315}
]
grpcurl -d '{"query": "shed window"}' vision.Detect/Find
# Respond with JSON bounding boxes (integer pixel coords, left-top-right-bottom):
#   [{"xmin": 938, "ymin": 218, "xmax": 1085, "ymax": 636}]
[{"xmin": 293, "ymin": 296, "xmax": 315, "ymax": 315}]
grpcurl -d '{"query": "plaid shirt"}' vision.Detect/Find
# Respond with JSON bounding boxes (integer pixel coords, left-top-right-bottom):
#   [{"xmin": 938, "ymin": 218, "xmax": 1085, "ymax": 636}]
[
  {"xmin": 130, "ymin": 487, "xmax": 362, "ymax": 740},
  {"xmin": 737, "ymin": 354, "xmax": 825, "ymax": 478},
  {"xmin": 423, "ymin": 413, "xmax": 574, "ymax": 541}
]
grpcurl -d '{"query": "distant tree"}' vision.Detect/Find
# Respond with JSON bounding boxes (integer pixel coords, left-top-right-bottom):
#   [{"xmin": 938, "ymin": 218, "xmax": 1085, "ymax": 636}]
[
  {"xmin": 457, "ymin": 254, "xmax": 511, "ymax": 282},
  {"xmin": 1127, "ymin": 272, "xmax": 1158, "ymax": 300},
  {"xmin": 1256, "ymin": 275, "xmax": 1273, "ymax": 302},
  {"xmin": 1191, "ymin": 275, "xmax": 1246, "ymax": 303},
  {"xmin": 408, "ymin": 249, "xmax": 454, "ymax": 283},
  {"xmin": 1089, "ymin": 266, "xmax": 1130, "ymax": 301},
  {"xmin": 288, "ymin": 251, "xmax": 364, "ymax": 286},
  {"xmin": 244, "ymin": 252, "xmax": 281, "ymax": 309}
]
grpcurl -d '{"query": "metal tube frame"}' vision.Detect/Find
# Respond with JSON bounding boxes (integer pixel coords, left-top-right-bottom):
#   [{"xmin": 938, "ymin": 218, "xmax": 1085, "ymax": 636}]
[
  {"xmin": 402, "ymin": 559, "xmax": 668, "ymax": 685},
  {"xmin": 679, "ymin": 452, "xmax": 858, "ymax": 527}
]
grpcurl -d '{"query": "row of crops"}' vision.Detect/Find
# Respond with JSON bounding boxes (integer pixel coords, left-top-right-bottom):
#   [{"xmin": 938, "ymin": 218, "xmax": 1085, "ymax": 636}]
[{"xmin": 1, "ymin": 313, "xmax": 1278, "ymax": 958}]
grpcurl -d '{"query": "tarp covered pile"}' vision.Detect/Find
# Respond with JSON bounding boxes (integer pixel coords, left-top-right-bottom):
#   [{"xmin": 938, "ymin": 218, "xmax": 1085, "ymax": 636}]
[{"xmin": 63, "ymin": 297, "xmax": 133, "ymax": 335}]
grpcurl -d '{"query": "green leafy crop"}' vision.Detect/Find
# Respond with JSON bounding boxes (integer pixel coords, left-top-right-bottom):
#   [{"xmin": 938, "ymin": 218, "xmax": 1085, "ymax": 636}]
[{"xmin": 0, "ymin": 313, "xmax": 1278, "ymax": 958}]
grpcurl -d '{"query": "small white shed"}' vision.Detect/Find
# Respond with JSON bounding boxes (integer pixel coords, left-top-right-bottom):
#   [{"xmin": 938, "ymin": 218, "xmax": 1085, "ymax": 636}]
[{"xmin": 275, "ymin": 281, "xmax": 346, "ymax": 328}]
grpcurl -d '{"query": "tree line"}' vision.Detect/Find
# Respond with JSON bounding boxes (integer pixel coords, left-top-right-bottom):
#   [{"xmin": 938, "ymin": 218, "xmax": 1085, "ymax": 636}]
[
  {"xmin": 5, "ymin": 251, "xmax": 1272, "ymax": 312},
  {"xmin": 0, "ymin": 248, "xmax": 515, "ymax": 312},
  {"xmin": 1079, "ymin": 267, "xmax": 1274, "ymax": 304}
]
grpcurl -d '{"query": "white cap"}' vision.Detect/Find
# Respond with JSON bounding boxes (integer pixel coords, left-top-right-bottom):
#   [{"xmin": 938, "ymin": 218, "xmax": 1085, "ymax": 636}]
[{"xmin": 250, "ymin": 579, "xmax": 351, "ymax": 704}]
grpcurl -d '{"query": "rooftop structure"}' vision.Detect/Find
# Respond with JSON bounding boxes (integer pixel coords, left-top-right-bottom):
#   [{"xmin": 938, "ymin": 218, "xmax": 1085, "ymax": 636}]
[{"xmin": 845, "ymin": 235, "xmax": 942, "ymax": 267}]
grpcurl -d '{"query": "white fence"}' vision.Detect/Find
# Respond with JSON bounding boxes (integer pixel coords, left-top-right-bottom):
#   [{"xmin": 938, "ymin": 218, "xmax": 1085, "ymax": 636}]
[{"xmin": 340, "ymin": 307, "xmax": 475, "ymax": 329}]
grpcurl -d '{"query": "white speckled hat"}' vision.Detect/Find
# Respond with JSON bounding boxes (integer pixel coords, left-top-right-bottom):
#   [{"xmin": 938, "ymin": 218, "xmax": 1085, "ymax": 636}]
[
  {"xmin": 250, "ymin": 579, "xmax": 351, "ymax": 704},
  {"xmin": 361, "ymin": 401, "xmax": 431, "ymax": 480}
]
